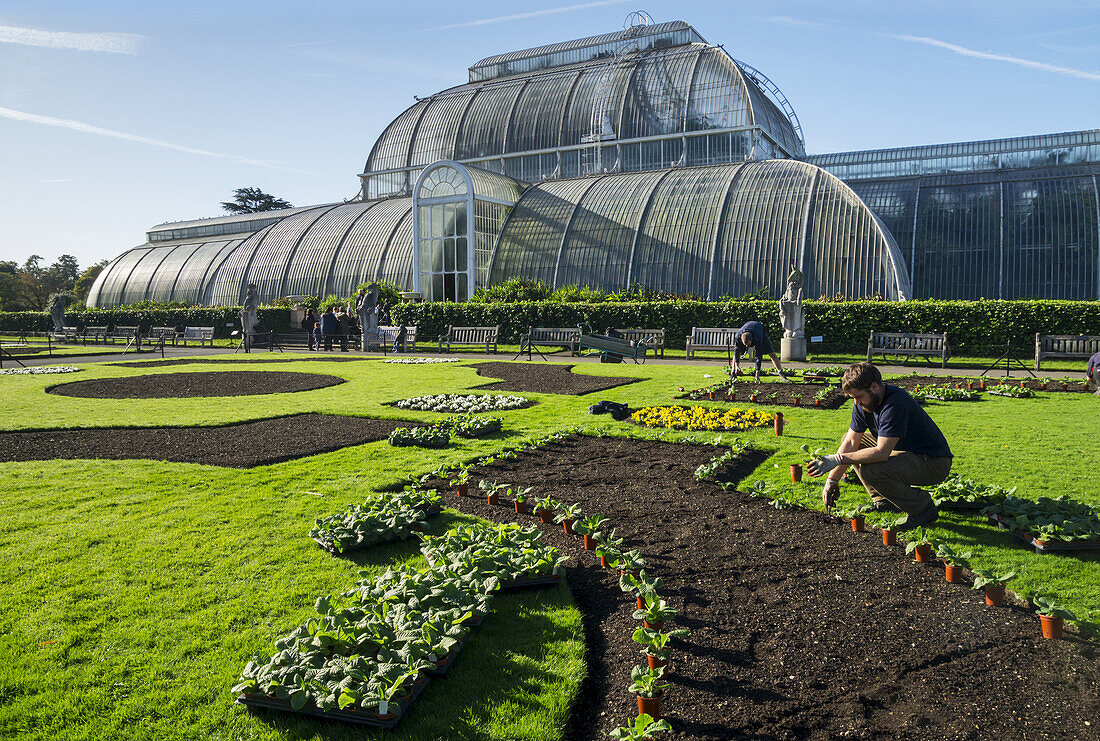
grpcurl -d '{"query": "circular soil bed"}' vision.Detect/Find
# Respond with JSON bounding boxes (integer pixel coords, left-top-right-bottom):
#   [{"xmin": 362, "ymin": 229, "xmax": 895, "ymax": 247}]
[
  {"xmin": 472, "ymin": 361, "xmax": 641, "ymax": 396},
  {"xmin": 889, "ymin": 374, "xmax": 1088, "ymax": 393},
  {"xmin": 0, "ymin": 413, "xmax": 421, "ymax": 468},
  {"xmin": 679, "ymin": 381, "xmax": 847, "ymax": 409},
  {"xmin": 108, "ymin": 357, "xmax": 375, "ymax": 368},
  {"xmin": 47, "ymin": 370, "xmax": 345, "ymax": 399}
]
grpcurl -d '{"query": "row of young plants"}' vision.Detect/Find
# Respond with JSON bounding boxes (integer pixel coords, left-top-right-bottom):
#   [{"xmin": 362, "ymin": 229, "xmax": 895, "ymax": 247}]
[
  {"xmin": 982, "ymin": 495, "xmax": 1100, "ymax": 544},
  {"xmin": 680, "ymin": 383, "xmax": 837, "ymax": 406},
  {"xmin": 389, "ymin": 414, "xmax": 505, "ymax": 448},
  {"xmin": 234, "ymin": 521, "xmax": 565, "ymax": 725},
  {"xmin": 309, "ymin": 486, "xmax": 441, "ymax": 554},
  {"xmin": 928, "ymin": 473, "xmax": 1017, "ymax": 508}
]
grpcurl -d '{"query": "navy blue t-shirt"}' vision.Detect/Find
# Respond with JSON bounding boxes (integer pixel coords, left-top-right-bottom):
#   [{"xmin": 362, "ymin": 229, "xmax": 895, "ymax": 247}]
[
  {"xmin": 733, "ymin": 321, "xmax": 774, "ymax": 371},
  {"xmin": 850, "ymin": 384, "xmax": 952, "ymax": 457}
]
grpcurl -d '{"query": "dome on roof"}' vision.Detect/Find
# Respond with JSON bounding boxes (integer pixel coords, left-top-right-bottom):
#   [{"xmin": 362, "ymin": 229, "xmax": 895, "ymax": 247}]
[{"xmin": 362, "ymin": 42, "xmax": 804, "ymax": 193}]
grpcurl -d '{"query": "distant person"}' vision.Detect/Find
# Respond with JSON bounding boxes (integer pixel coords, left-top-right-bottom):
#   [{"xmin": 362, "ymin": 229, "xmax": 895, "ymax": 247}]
[
  {"xmin": 336, "ymin": 308, "xmax": 351, "ymax": 352},
  {"xmin": 808, "ymin": 362, "xmax": 952, "ymax": 531},
  {"xmin": 302, "ymin": 308, "xmax": 318, "ymax": 350},
  {"xmin": 379, "ymin": 299, "xmax": 392, "ymax": 326},
  {"xmin": 392, "ymin": 323, "xmax": 408, "ymax": 354},
  {"xmin": 320, "ymin": 306, "xmax": 340, "ymax": 351},
  {"xmin": 1087, "ymin": 350, "xmax": 1100, "ymax": 395},
  {"xmin": 730, "ymin": 320, "xmax": 787, "ymax": 381}
]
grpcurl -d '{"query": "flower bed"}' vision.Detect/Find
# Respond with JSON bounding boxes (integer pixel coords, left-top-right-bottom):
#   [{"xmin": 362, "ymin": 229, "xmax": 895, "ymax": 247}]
[
  {"xmin": 383, "ymin": 357, "xmax": 461, "ymax": 364},
  {"xmin": 389, "ymin": 424, "xmax": 451, "ymax": 448},
  {"xmin": 631, "ymin": 405, "xmax": 774, "ymax": 432},
  {"xmin": 448, "ymin": 414, "xmax": 502, "ymax": 438},
  {"xmin": 987, "ymin": 384, "xmax": 1036, "ymax": 398},
  {"xmin": 394, "ymin": 393, "xmax": 529, "ymax": 413},
  {"xmin": 310, "ymin": 487, "xmax": 442, "ymax": 553},
  {"xmin": 0, "ymin": 365, "xmax": 81, "ymax": 375},
  {"xmin": 912, "ymin": 384, "xmax": 981, "ymax": 402}
]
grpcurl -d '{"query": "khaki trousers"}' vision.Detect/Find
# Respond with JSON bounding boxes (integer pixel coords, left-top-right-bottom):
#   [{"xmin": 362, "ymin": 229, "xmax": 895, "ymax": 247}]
[{"xmin": 853, "ymin": 432, "xmax": 953, "ymax": 516}]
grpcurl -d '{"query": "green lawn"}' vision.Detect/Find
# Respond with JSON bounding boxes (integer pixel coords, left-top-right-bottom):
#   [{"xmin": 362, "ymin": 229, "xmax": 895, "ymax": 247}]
[{"xmin": 0, "ymin": 355, "xmax": 1097, "ymax": 739}]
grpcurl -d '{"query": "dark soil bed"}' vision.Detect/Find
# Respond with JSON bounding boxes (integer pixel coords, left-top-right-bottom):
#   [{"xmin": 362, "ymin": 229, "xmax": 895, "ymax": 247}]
[
  {"xmin": 678, "ymin": 381, "xmax": 847, "ymax": 409},
  {"xmin": 46, "ymin": 370, "xmax": 346, "ymax": 398},
  {"xmin": 887, "ymin": 374, "xmax": 1089, "ymax": 393},
  {"xmin": 108, "ymin": 357, "xmax": 376, "ymax": 368},
  {"xmin": 0, "ymin": 413, "xmax": 422, "ymax": 468},
  {"xmin": 471, "ymin": 362, "xmax": 641, "ymax": 396},
  {"xmin": 434, "ymin": 436, "xmax": 1100, "ymax": 740}
]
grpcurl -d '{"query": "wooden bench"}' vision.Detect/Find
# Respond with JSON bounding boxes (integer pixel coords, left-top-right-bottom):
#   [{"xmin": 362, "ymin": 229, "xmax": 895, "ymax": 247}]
[
  {"xmin": 521, "ymin": 327, "xmax": 581, "ymax": 354},
  {"xmin": 378, "ymin": 325, "xmax": 417, "ymax": 353},
  {"xmin": 685, "ymin": 327, "xmax": 741, "ymax": 359},
  {"xmin": 577, "ymin": 326, "xmax": 651, "ymax": 364},
  {"xmin": 618, "ymin": 328, "xmax": 665, "ymax": 357},
  {"xmin": 179, "ymin": 326, "xmax": 215, "ymax": 347},
  {"xmin": 439, "ymin": 325, "xmax": 498, "ymax": 353},
  {"xmin": 50, "ymin": 326, "xmax": 80, "ymax": 343},
  {"xmin": 106, "ymin": 325, "xmax": 141, "ymax": 344},
  {"xmin": 867, "ymin": 331, "xmax": 950, "ymax": 367},
  {"xmin": 83, "ymin": 326, "xmax": 109, "ymax": 344},
  {"xmin": 1035, "ymin": 334, "xmax": 1100, "ymax": 370},
  {"xmin": 148, "ymin": 326, "xmax": 178, "ymax": 345}
]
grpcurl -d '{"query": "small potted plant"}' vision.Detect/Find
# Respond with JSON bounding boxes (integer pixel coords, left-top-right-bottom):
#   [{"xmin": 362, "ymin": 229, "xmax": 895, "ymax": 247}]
[
  {"xmin": 634, "ymin": 594, "xmax": 678, "ymax": 631},
  {"xmin": 904, "ymin": 530, "xmax": 935, "ymax": 562},
  {"xmin": 533, "ymin": 496, "xmax": 556, "ymax": 524},
  {"xmin": 796, "ymin": 444, "xmax": 824, "ymax": 483},
  {"xmin": 595, "ymin": 529, "xmax": 625, "ymax": 568},
  {"xmin": 790, "ymin": 394, "xmax": 801, "ymax": 406},
  {"xmin": 513, "ymin": 486, "xmax": 532, "ymax": 514},
  {"xmin": 842, "ymin": 507, "xmax": 865, "ymax": 533},
  {"xmin": 618, "ymin": 549, "xmax": 647, "ymax": 579},
  {"xmin": 881, "ymin": 516, "xmax": 899, "ymax": 546},
  {"xmin": 607, "ymin": 713, "xmax": 672, "ymax": 740},
  {"xmin": 555, "ymin": 502, "xmax": 584, "ymax": 534},
  {"xmin": 632, "ymin": 626, "xmax": 689, "ymax": 672},
  {"xmin": 620, "ymin": 569, "xmax": 664, "ymax": 610},
  {"xmin": 629, "ymin": 665, "xmax": 669, "ymax": 719},
  {"xmin": 1032, "ymin": 595, "xmax": 1075, "ymax": 640},
  {"xmin": 479, "ymin": 479, "xmax": 506, "ymax": 506},
  {"xmin": 934, "ymin": 544, "xmax": 972, "ymax": 583},
  {"xmin": 449, "ymin": 468, "xmax": 470, "ymax": 497},
  {"xmin": 574, "ymin": 513, "xmax": 609, "ymax": 550},
  {"xmin": 970, "ymin": 568, "xmax": 1016, "ymax": 607}
]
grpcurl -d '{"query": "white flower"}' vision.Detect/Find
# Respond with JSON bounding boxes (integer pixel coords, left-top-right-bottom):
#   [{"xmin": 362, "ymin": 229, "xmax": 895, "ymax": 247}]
[
  {"xmin": 395, "ymin": 393, "xmax": 528, "ymax": 413},
  {"xmin": 0, "ymin": 366, "xmax": 82, "ymax": 376},
  {"xmin": 703, "ymin": 374, "xmax": 712, "ymax": 378},
  {"xmin": 383, "ymin": 357, "xmax": 461, "ymax": 364}
]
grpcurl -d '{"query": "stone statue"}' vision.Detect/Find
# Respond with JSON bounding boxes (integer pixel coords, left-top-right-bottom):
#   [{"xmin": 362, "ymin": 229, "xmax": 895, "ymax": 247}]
[
  {"xmin": 49, "ymin": 293, "xmax": 70, "ymax": 333},
  {"xmin": 779, "ymin": 265, "xmax": 805, "ymax": 339},
  {"xmin": 240, "ymin": 283, "xmax": 259, "ymax": 347},
  {"xmin": 357, "ymin": 283, "xmax": 380, "ymax": 351}
]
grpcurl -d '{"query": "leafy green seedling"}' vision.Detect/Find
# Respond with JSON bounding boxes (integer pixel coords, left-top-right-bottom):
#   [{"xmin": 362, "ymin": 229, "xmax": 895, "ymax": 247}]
[
  {"xmin": 512, "ymin": 486, "xmax": 532, "ymax": 503},
  {"xmin": 628, "ymin": 665, "xmax": 669, "ymax": 698},
  {"xmin": 574, "ymin": 513, "xmax": 609, "ymax": 536},
  {"xmin": 554, "ymin": 501, "xmax": 584, "ymax": 524},
  {"xmin": 1031, "ymin": 595, "xmax": 1076, "ymax": 621},
  {"xmin": 633, "ymin": 594, "xmax": 678, "ymax": 625},
  {"xmin": 970, "ymin": 568, "xmax": 1016, "ymax": 591},
  {"xmin": 934, "ymin": 544, "xmax": 972, "ymax": 568},
  {"xmin": 631, "ymin": 626, "xmax": 689, "ymax": 661},
  {"xmin": 607, "ymin": 713, "xmax": 673, "ymax": 740},
  {"xmin": 619, "ymin": 569, "xmax": 664, "ymax": 598}
]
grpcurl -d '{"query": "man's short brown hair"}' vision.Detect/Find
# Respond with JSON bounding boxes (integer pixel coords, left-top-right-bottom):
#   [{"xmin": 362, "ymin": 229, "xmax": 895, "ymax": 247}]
[
  {"xmin": 841, "ymin": 362, "xmax": 882, "ymax": 393},
  {"xmin": 739, "ymin": 332, "xmax": 755, "ymax": 346}
]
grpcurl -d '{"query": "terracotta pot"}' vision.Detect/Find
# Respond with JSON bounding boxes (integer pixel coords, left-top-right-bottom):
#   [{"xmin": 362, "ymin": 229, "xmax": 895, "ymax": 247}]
[
  {"xmin": 791, "ymin": 464, "xmax": 803, "ymax": 483},
  {"xmin": 562, "ymin": 519, "xmax": 574, "ymax": 535},
  {"xmin": 486, "ymin": 493, "xmax": 498, "ymax": 506},
  {"xmin": 456, "ymin": 483, "xmax": 468, "ymax": 497},
  {"xmin": 882, "ymin": 529, "xmax": 897, "ymax": 546},
  {"xmin": 637, "ymin": 596, "xmax": 645, "ymax": 610},
  {"xmin": 913, "ymin": 543, "xmax": 932, "ymax": 562},
  {"xmin": 851, "ymin": 516, "xmax": 865, "ymax": 533},
  {"xmin": 727, "ymin": 391, "xmax": 735, "ymax": 401},
  {"xmin": 966, "ymin": 382, "xmax": 973, "ymax": 390},
  {"xmin": 1039, "ymin": 614, "xmax": 1064, "ymax": 640},
  {"xmin": 637, "ymin": 694, "xmax": 662, "ymax": 719},
  {"xmin": 984, "ymin": 585, "xmax": 1006, "ymax": 607},
  {"xmin": 708, "ymin": 391, "xmax": 715, "ymax": 400},
  {"xmin": 647, "ymin": 654, "xmax": 667, "ymax": 671},
  {"xmin": 945, "ymin": 563, "xmax": 963, "ymax": 583},
  {"xmin": 791, "ymin": 398, "xmax": 801, "ymax": 406},
  {"xmin": 644, "ymin": 619, "xmax": 664, "ymax": 631},
  {"xmin": 815, "ymin": 399, "xmax": 822, "ymax": 406},
  {"xmin": 774, "ymin": 412, "xmax": 784, "ymax": 436},
  {"xmin": 515, "ymin": 500, "xmax": 527, "ymax": 514},
  {"xmin": 600, "ymin": 555, "xmax": 609, "ymax": 568},
  {"xmin": 1020, "ymin": 380, "xmax": 1027, "ymax": 388},
  {"xmin": 979, "ymin": 380, "xmax": 986, "ymax": 389},
  {"xmin": 538, "ymin": 509, "xmax": 552, "ymax": 523},
  {"xmin": 583, "ymin": 534, "xmax": 595, "ymax": 550}
]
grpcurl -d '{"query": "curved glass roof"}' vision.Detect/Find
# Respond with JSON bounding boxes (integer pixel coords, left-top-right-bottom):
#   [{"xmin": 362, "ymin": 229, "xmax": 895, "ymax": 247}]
[
  {"xmin": 88, "ymin": 199, "xmax": 414, "ymax": 308},
  {"xmin": 364, "ymin": 43, "xmax": 803, "ymax": 177},
  {"xmin": 489, "ymin": 160, "xmax": 912, "ymax": 300}
]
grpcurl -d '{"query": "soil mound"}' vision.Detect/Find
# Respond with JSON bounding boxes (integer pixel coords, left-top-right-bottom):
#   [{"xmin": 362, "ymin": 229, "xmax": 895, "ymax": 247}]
[
  {"xmin": 471, "ymin": 362, "xmax": 640, "ymax": 396},
  {"xmin": 434, "ymin": 435, "xmax": 1100, "ymax": 740},
  {"xmin": 108, "ymin": 357, "xmax": 374, "ymax": 368},
  {"xmin": 47, "ymin": 370, "xmax": 345, "ymax": 399},
  {"xmin": 0, "ymin": 413, "xmax": 422, "ymax": 468}
]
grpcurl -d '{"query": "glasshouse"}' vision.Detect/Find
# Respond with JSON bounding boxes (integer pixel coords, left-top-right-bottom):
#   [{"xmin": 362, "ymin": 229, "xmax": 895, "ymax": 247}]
[{"xmin": 87, "ymin": 19, "xmax": 1100, "ymax": 308}]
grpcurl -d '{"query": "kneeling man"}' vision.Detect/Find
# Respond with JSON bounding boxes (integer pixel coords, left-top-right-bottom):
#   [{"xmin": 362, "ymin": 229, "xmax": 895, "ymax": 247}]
[{"xmin": 808, "ymin": 362, "xmax": 952, "ymax": 530}]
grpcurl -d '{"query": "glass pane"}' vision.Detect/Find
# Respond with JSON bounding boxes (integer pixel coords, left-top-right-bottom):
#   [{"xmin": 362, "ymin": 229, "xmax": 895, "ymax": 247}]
[
  {"xmin": 418, "ymin": 206, "xmax": 432, "ymax": 239},
  {"xmin": 444, "ymin": 273, "xmax": 456, "ymax": 302},
  {"xmin": 432, "ymin": 274, "xmax": 444, "ymax": 301},
  {"xmin": 456, "ymin": 203, "xmax": 467, "ymax": 235},
  {"xmin": 444, "ymin": 203, "xmax": 455, "ymax": 236},
  {"xmin": 444, "ymin": 238, "xmax": 455, "ymax": 272},
  {"xmin": 431, "ymin": 205, "xmax": 443, "ymax": 237},
  {"xmin": 419, "ymin": 239, "xmax": 431, "ymax": 272},
  {"xmin": 432, "ymin": 239, "xmax": 443, "ymax": 272},
  {"xmin": 456, "ymin": 237, "xmax": 467, "ymax": 271},
  {"xmin": 457, "ymin": 272, "xmax": 468, "ymax": 302}
]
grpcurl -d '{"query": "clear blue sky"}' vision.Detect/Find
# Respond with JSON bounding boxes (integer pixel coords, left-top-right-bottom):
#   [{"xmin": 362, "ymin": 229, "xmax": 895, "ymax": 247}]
[{"xmin": 2, "ymin": 0, "xmax": 1097, "ymax": 271}]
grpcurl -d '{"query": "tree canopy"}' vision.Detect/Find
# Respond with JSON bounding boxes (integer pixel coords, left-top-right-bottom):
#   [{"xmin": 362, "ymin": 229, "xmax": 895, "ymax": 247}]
[
  {"xmin": 220, "ymin": 187, "xmax": 293, "ymax": 214},
  {"xmin": 0, "ymin": 254, "xmax": 84, "ymax": 311}
]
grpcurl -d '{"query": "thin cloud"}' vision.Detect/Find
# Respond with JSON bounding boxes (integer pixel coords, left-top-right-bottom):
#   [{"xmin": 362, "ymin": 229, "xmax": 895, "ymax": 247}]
[
  {"xmin": 286, "ymin": 40, "xmax": 335, "ymax": 48},
  {"xmin": 0, "ymin": 106, "xmax": 317, "ymax": 175},
  {"xmin": 754, "ymin": 16, "xmax": 827, "ymax": 29},
  {"xmin": 422, "ymin": 0, "xmax": 631, "ymax": 32},
  {"xmin": 887, "ymin": 34, "xmax": 1100, "ymax": 82},
  {"xmin": 1038, "ymin": 41, "xmax": 1100, "ymax": 54},
  {"xmin": 41, "ymin": 178, "xmax": 76, "ymax": 183},
  {"xmin": 0, "ymin": 24, "xmax": 145, "ymax": 54}
]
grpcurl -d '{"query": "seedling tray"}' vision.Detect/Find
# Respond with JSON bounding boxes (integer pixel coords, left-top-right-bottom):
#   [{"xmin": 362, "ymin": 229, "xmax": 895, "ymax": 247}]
[
  {"xmin": 237, "ymin": 675, "xmax": 430, "ymax": 729},
  {"xmin": 497, "ymin": 573, "xmax": 563, "ymax": 591},
  {"xmin": 987, "ymin": 514, "xmax": 1100, "ymax": 554},
  {"xmin": 425, "ymin": 634, "xmax": 468, "ymax": 677},
  {"xmin": 935, "ymin": 500, "xmax": 994, "ymax": 511}
]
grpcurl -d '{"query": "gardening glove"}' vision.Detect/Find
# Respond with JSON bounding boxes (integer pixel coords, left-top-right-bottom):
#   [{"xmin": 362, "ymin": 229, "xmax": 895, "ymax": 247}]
[
  {"xmin": 807, "ymin": 454, "xmax": 844, "ymax": 477},
  {"xmin": 822, "ymin": 479, "xmax": 840, "ymax": 511}
]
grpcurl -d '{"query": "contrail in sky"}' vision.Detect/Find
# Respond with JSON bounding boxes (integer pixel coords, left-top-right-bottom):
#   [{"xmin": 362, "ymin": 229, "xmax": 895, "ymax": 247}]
[
  {"xmin": 0, "ymin": 24, "xmax": 145, "ymax": 54},
  {"xmin": 423, "ymin": 0, "xmax": 631, "ymax": 32},
  {"xmin": 887, "ymin": 33, "xmax": 1100, "ymax": 82},
  {"xmin": 0, "ymin": 106, "xmax": 317, "ymax": 175}
]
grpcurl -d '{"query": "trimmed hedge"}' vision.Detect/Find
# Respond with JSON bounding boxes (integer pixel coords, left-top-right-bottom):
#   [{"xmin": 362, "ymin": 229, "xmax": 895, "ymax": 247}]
[
  {"xmin": 391, "ymin": 299, "xmax": 1100, "ymax": 355},
  {"xmin": 5, "ymin": 300, "xmax": 1097, "ymax": 353},
  {"xmin": 0, "ymin": 307, "xmax": 293, "ymax": 338}
]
